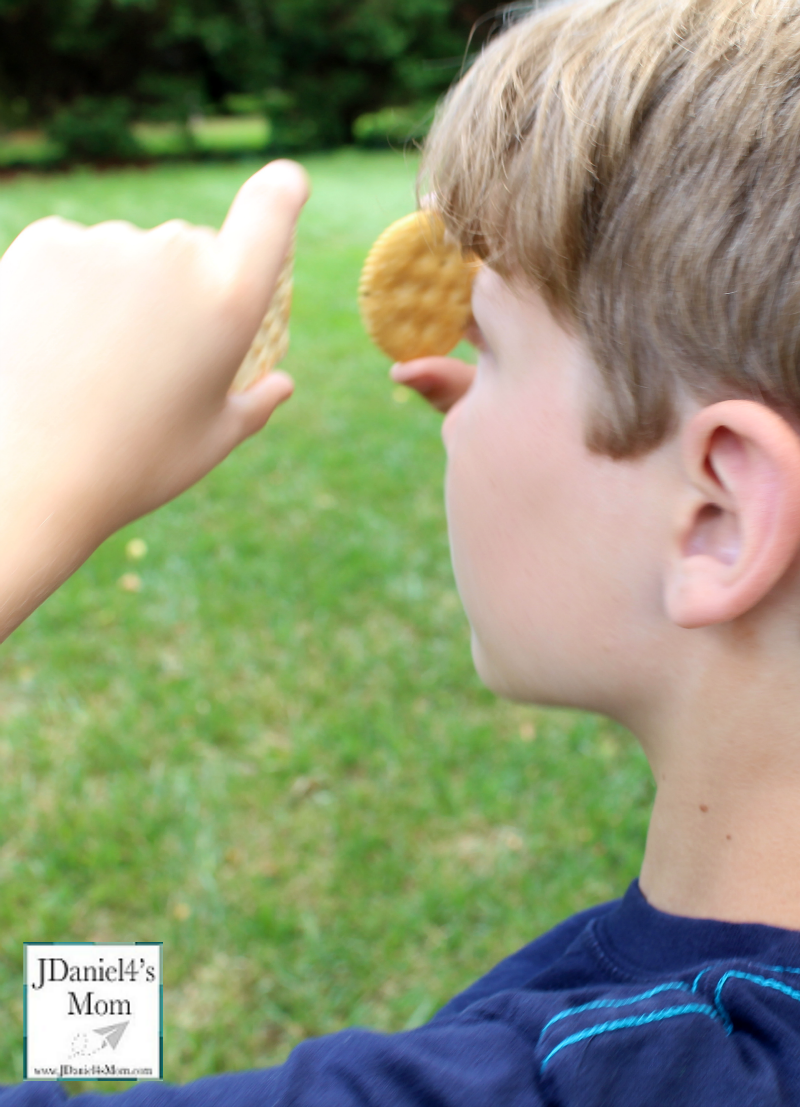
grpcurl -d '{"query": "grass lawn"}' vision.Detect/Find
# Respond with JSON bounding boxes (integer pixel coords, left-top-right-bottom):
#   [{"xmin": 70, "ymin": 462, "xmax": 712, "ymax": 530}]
[{"xmin": 0, "ymin": 149, "xmax": 654, "ymax": 1090}]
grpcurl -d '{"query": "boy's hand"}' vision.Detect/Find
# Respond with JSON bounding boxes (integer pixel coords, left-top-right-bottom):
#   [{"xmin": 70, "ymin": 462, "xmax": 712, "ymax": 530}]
[
  {"xmin": 389, "ymin": 357, "xmax": 476, "ymax": 413},
  {"xmin": 389, "ymin": 316, "xmax": 479, "ymax": 413},
  {"xmin": 0, "ymin": 159, "xmax": 308, "ymax": 638}
]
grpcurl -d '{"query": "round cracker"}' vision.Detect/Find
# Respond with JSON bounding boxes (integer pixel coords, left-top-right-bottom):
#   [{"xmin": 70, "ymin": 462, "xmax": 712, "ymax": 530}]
[
  {"xmin": 358, "ymin": 211, "xmax": 479, "ymax": 362},
  {"xmin": 231, "ymin": 240, "xmax": 294, "ymax": 393}
]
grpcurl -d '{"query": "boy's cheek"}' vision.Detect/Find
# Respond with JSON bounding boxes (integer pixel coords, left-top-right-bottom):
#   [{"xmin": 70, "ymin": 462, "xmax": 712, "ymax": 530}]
[{"xmin": 444, "ymin": 475, "xmax": 491, "ymax": 631}]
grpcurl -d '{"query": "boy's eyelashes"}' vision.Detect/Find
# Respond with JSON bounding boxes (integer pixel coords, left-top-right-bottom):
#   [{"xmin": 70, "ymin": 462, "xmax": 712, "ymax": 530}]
[{"xmin": 466, "ymin": 317, "xmax": 489, "ymax": 352}]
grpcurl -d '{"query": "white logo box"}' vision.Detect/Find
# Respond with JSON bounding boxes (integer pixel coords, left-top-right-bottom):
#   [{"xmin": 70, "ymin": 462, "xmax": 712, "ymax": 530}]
[{"xmin": 24, "ymin": 943, "xmax": 162, "ymax": 1081}]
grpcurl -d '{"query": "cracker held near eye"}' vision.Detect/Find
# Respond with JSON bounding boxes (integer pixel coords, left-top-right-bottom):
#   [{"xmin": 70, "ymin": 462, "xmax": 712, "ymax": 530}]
[{"xmin": 358, "ymin": 210, "xmax": 480, "ymax": 363}]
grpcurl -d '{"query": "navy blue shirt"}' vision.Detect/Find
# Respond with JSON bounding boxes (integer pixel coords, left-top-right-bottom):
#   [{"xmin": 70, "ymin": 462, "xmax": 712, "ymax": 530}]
[{"xmin": 6, "ymin": 880, "xmax": 800, "ymax": 1105}]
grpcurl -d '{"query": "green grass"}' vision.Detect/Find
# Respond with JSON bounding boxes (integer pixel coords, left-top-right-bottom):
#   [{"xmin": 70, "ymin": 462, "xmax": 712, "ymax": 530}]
[{"xmin": 0, "ymin": 149, "xmax": 654, "ymax": 1090}]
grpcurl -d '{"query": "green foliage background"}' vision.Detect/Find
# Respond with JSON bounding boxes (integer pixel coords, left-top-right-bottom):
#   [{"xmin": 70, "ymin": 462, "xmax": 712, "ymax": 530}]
[
  {"xmin": 0, "ymin": 150, "xmax": 654, "ymax": 1091},
  {"xmin": 0, "ymin": 0, "xmax": 500, "ymax": 146}
]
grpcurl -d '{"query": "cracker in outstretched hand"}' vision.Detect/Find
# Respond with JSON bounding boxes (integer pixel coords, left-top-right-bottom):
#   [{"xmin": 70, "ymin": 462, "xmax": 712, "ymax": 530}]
[
  {"xmin": 231, "ymin": 240, "xmax": 294, "ymax": 393},
  {"xmin": 358, "ymin": 211, "xmax": 479, "ymax": 363}
]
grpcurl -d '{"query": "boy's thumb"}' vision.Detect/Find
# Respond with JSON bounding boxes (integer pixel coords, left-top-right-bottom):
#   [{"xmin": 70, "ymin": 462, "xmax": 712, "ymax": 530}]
[
  {"xmin": 224, "ymin": 370, "xmax": 295, "ymax": 445},
  {"xmin": 217, "ymin": 160, "xmax": 310, "ymax": 306}
]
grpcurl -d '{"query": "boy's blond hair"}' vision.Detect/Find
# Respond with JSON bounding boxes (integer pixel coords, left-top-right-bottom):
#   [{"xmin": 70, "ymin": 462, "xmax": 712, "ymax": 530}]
[{"xmin": 421, "ymin": 0, "xmax": 800, "ymax": 458}]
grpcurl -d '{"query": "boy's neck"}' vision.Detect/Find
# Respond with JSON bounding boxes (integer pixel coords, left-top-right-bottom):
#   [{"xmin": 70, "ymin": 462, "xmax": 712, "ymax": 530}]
[
  {"xmin": 640, "ymin": 778, "xmax": 800, "ymax": 930},
  {"xmin": 636, "ymin": 644, "xmax": 800, "ymax": 931}
]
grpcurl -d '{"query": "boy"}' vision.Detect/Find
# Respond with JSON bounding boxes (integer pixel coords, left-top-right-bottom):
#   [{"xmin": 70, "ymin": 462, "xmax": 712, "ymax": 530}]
[{"xmin": 4, "ymin": 0, "xmax": 800, "ymax": 1101}]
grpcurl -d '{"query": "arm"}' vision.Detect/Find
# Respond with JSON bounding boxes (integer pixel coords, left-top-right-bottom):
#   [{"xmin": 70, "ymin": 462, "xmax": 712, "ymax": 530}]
[
  {"xmin": 0, "ymin": 159, "xmax": 308, "ymax": 641},
  {"xmin": 1, "ymin": 1018, "xmax": 544, "ymax": 1107}
]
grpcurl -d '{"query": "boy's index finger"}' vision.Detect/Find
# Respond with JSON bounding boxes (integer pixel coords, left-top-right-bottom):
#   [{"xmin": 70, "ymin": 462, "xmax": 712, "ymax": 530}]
[{"xmin": 216, "ymin": 160, "xmax": 310, "ymax": 306}]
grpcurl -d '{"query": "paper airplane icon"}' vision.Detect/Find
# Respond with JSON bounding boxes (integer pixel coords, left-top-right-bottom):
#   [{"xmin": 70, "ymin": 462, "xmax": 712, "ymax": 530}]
[{"xmin": 93, "ymin": 1022, "xmax": 129, "ymax": 1050}]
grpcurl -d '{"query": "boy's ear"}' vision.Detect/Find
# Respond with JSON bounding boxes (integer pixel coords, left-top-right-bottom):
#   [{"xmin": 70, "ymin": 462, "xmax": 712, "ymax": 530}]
[{"xmin": 664, "ymin": 400, "xmax": 800, "ymax": 628}]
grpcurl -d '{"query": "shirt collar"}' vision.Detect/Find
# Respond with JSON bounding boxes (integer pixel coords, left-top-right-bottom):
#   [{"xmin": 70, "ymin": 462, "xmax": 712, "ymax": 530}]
[{"xmin": 592, "ymin": 879, "xmax": 800, "ymax": 976}]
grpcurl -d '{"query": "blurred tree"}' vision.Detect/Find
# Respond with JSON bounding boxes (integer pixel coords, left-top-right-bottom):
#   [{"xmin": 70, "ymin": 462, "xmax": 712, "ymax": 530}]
[{"xmin": 0, "ymin": 0, "xmax": 501, "ymax": 146}]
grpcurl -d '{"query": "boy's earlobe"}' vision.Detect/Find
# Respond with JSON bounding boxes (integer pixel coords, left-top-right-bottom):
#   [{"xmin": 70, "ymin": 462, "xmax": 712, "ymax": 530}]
[{"xmin": 664, "ymin": 401, "xmax": 800, "ymax": 629}]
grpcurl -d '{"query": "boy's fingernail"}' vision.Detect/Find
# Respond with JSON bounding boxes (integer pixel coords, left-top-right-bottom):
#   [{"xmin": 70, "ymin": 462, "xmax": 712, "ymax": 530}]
[{"xmin": 270, "ymin": 371, "xmax": 294, "ymax": 402}]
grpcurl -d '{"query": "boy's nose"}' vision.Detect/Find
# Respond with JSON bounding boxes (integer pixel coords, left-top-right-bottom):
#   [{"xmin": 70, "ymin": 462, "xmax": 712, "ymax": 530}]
[{"xmin": 442, "ymin": 400, "xmax": 461, "ymax": 450}]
